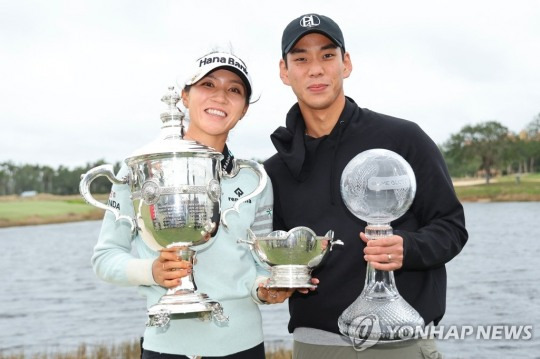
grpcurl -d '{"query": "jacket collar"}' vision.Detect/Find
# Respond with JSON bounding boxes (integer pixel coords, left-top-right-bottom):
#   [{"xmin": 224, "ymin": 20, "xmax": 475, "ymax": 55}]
[{"xmin": 270, "ymin": 97, "xmax": 358, "ymax": 179}]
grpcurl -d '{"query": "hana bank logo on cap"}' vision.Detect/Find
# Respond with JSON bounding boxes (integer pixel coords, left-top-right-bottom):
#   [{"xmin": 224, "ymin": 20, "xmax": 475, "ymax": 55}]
[{"xmin": 184, "ymin": 52, "xmax": 252, "ymax": 99}]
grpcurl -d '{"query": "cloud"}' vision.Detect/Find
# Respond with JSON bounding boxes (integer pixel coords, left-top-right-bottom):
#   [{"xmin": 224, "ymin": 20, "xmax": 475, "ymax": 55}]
[{"xmin": 1, "ymin": 0, "xmax": 539, "ymax": 168}]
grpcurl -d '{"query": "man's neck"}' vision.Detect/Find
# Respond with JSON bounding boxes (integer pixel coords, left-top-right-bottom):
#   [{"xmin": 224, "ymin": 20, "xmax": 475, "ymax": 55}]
[{"xmin": 299, "ymin": 96, "xmax": 346, "ymax": 138}]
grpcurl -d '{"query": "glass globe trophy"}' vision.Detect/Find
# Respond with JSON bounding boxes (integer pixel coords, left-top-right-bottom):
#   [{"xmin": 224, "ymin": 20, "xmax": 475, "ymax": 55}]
[{"xmin": 338, "ymin": 149, "xmax": 424, "ymax": 344}]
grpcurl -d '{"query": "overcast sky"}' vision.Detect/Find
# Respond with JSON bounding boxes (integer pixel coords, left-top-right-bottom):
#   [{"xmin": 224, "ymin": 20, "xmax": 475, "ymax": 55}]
[{"xmin": 2, "ymin": 0, "xmax": 540, "ymax": 169}]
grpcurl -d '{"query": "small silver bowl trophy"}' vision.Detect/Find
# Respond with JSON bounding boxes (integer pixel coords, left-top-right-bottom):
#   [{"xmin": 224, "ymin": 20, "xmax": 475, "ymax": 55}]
[
  {"xmin": 80, "ymin": 87, "xmax": 266, "ymax": 327},
  {"xmin": 338, "ymin": 149, "xmax": 425, "ymax": 345},
  {"xmin": 240, "ymin": 227, "xmax": 343, "ymax": 288}
]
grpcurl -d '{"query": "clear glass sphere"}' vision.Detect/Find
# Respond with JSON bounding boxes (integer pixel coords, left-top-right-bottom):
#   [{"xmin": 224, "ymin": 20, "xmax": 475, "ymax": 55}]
[{"xmin": 340, "ymin": 149, "xmax": 416, "ymax": 224}]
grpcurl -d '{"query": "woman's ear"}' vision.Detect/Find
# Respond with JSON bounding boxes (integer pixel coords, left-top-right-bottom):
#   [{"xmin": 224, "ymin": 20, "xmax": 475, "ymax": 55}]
[
  {"xmin": 181, "ymin": 89, "xmax": 189, "ymax": 108},
  {"xmin": 241, "ymin": 104, "xmax": 249, "ymax": 118}
]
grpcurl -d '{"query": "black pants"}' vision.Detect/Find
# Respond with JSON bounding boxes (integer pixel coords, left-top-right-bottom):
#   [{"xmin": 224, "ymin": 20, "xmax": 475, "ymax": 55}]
[{"xmin": 141, "ymin": 341, "xmax": 265, "ymax": 359}]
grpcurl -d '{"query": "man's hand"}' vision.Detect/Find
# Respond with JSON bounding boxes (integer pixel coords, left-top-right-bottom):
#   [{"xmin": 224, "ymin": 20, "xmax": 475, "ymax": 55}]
[{"xmin": 361, "ymin": 232, "xmax": 403, "ymax": 271}]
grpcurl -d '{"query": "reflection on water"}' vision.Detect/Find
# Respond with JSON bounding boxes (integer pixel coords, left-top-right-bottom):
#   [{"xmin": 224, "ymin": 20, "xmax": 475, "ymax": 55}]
[{"xmin": 0, "ymin": 202, "xmax": 539, "ymax": 358}]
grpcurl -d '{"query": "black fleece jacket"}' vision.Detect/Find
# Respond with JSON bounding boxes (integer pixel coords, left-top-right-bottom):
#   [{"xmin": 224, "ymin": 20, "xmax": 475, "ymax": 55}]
[{"xmin": 264, "ymin": 97, "xmax": 468, "ymax": 335}]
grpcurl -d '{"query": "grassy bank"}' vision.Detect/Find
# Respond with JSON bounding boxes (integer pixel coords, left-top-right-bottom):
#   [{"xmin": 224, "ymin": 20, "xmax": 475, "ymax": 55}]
[
  {"xmin": 453, "ymin": 173, "xmax": 540, "ymax": 202},
  {"xmin": 0, "ymin": 341, "xmax": 292, "ymax": 359},
  {"xmin": 0, "ymin": 174, "xmax": 539, "ymax": 228},
  {"xmin": 0, "ymin": 194, "xmax": 105, "ymax": 228}
]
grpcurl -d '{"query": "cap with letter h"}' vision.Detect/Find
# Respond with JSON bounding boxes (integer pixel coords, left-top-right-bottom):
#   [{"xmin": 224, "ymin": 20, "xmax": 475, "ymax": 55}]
[{"xmin": 281, "ymin": 13, "xmax": 345, "ymax": 56}]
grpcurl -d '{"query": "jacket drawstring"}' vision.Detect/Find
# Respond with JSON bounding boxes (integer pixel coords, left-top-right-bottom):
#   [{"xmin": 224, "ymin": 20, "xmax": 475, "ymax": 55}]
[{"xmin": 330, "ymin": 120, "xmax": 345, "ymax": 205}]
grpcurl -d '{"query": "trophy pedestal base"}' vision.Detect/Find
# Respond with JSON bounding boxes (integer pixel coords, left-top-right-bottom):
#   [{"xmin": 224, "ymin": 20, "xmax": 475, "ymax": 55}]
[
  {"xmin": 338, "ymin": 294, "xmax": 425, "ymax": 343},
  {"xmin": 267, "ymin": 265, "xmax": 316, "ymax": 289},
  {"xmin": 147, "ymin": 291, "xmax": 228, "ymax": 327}
]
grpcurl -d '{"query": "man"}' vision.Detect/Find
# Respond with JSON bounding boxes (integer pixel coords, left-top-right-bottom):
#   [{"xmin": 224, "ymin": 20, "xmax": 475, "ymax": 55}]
[{"xmin": 264, "ymin": 13, "xmax": 468, "ymax": 358}]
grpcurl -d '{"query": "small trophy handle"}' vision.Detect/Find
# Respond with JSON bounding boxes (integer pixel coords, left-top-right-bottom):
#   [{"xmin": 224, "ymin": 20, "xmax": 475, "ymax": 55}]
[
  {"xmin": 324, "ymin": 230, "xmax": 344, "ymax": 251},
  {"xmin": 79, "ymin": 164, "xmax": 137, "ymax": 233},
  {"xmin": 237, "ymin": 229, "xmax": 256, "ymax": 247},
  {"xmin": 221, "ymin": 159, "xmax": 268, "ymax": 229},
  {"xmin": 238, "ymin": 229, "xmax": 272, "ymax": 271}
]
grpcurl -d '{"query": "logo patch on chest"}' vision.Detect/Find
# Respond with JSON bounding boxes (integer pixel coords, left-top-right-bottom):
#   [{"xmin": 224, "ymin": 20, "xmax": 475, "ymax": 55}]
[{"xmin": 228, "ymin": 187, "xmax": 251, "ymax": 203}]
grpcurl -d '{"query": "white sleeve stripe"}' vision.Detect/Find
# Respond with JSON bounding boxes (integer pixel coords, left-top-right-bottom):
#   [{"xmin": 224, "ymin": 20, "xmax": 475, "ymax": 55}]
[
  {"xmin": 251, "ymin": 223, "xmax": 272, "ymax": 236},
  {"xmin": 254, "ymin": 205, "xmax": 272, "ymax": 216},
  {"xmin": 254, "ymin": 214, "xmax": 271, "ymax": 223}
]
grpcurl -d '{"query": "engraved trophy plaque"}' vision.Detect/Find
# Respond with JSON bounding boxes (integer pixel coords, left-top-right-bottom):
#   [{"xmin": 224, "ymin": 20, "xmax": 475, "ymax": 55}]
[
  {"xmin": 239, "ymin": 227, "xmax": 343, "ymax": 288},
  {"xmin": 338, "ymin": 149, "xmax": 424, "ymax": 343},
  {"xmin": 80, "ymin": 87, "xmax": 267, "ymax": 327}
]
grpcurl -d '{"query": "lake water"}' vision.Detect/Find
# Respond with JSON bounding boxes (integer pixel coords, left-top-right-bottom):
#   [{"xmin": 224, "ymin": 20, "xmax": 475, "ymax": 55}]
[{"xmin": 0, "ymin": 202, "xmax": 539, "ymax": 358}]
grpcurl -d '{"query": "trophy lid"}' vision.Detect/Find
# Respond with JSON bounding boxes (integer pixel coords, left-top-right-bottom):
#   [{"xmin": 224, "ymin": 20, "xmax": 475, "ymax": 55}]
[{"xmin": 126, "ymin": 86, "xmax": 222, "ymax": 162}]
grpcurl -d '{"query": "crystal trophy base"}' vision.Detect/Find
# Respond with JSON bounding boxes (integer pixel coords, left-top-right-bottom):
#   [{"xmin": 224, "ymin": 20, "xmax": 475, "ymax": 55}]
[
  {"xmin": 266, "ymin": 265, "xmax": 317, "ymax": 289},
  {"xmin": 337, "ymin": 224, "xmax": 424, "ymax": 343},
  {"xmin": 338, "ymin": 292, "xmax": 425, "ymax": 343}
]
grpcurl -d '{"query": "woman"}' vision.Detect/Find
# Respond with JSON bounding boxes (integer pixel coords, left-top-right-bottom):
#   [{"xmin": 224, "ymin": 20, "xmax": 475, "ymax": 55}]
[{"xmin": 92, "ymin": 51, "xmax": 280, "ymax": 358}]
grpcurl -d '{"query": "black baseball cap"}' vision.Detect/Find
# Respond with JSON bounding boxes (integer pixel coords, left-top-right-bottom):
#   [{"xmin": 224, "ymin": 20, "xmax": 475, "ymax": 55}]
[{"xmin": 281, "ymin": 14, "xmax": 345, "ymax": 56}]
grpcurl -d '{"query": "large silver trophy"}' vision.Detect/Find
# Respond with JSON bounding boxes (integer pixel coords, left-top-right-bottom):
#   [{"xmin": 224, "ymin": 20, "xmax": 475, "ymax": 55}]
[
  {"xmin": 338, "ymin": 149, "xmax": 424, "ymax": 344},
  {"xmin": 240, "ymin": 227, "xmax": 343, "ymax": 288},
  {"xmin": 80, "ymin": 87, "xmax": 267, "ymax": 327}
]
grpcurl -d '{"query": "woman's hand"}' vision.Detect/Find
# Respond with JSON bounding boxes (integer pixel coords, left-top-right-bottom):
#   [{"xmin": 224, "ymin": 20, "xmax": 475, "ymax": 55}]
[
  {"xmin": 257, "ymin": 278, "xmax": 319, "ymax": 304},
  {"xmin": 152, "ymin": 247, "xmax": 192, "ymax": 288}
]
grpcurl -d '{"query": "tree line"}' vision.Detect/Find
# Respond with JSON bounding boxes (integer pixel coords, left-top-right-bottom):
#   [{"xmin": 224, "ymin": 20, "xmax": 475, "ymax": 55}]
[
  {"xmin": 441, "ymin": 114, "xmax": 540, "ymax": 183},
  {"xmin": 0, "ymin": 160, "xmax": 121, "ymax": 196},
  {"xmin": 1, "ymin": 115, "xmax": 539, "ymax": 196}
]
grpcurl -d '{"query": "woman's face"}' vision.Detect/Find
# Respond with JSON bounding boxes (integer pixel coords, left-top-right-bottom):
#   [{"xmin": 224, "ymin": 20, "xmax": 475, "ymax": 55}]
[{"xmin": 182, "ymin": 69, "xmax": 249, "ymax": 143}]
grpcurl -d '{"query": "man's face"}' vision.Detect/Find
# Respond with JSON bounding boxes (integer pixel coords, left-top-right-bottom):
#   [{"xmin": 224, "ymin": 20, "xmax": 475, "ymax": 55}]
[{"xmin": 280, "ymin": 33, "xmax": 352, "ymax": 111}]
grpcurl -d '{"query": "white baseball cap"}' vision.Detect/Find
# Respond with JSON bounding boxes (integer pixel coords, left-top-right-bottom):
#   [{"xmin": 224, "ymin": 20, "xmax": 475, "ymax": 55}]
[{"xmin": 183, "ymin": 51, "xmax": 253, "ymax": 101}]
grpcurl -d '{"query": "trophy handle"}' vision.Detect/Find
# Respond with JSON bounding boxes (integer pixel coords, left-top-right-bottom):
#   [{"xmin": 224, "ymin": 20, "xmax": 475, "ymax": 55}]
[
  {"xmin": 237, "ymin": 229, "xmax": 272, "ymax": 270},
  {"xmin": 324, "ymin": 230, "xmax": 344, "ymax": 251},
  {"xmin": 307, "ymin": 230, "xmax": 343, "ymax": 269},
  {"xmin": 79, "ymin": 164, "xmax": 137, "ymax": 233},
  {"xmin": 221, "ymin": 159, "xmax": 268, "ymax": 229}
]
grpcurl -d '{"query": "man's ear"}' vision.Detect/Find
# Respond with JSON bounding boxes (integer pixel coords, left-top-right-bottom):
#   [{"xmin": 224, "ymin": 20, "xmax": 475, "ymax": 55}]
[
  {"xmin": 279, "ymin": 58, "xmax": 290, "ymax": 85},
  {"xmin": 343, "ymin": 52, "xmax": 353, "ymax": 79}
]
